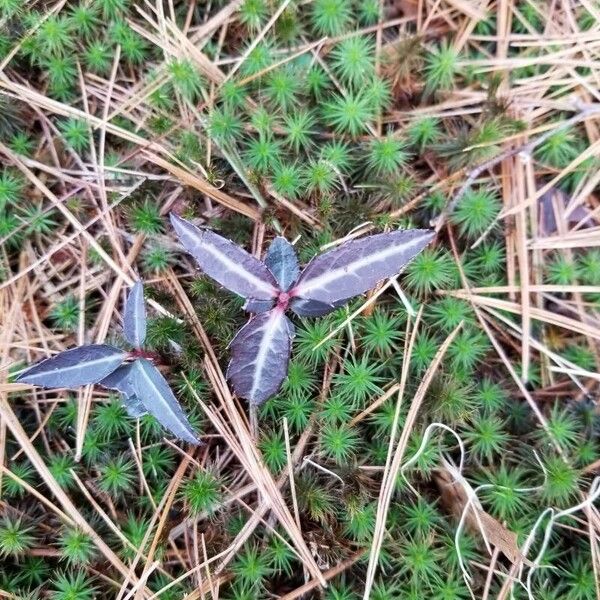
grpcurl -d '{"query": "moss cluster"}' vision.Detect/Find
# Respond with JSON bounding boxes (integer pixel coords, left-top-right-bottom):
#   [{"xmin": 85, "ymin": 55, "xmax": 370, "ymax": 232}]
[{"xmin": 1, "ymin": 0, "xmax": 600, "ymax": 598}]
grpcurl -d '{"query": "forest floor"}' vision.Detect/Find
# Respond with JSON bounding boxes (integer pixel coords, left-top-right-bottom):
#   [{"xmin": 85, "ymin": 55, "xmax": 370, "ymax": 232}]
[{"xmin": 1, "ymin": 0, "xmax": 600, "ymax": 599}]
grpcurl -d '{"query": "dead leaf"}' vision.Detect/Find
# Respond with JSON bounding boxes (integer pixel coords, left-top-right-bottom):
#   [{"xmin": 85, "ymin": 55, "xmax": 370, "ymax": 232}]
[
  {"xmin": 435, "ymin": 467, "xmax": 533, "ymax": 567},
  {"xmin": 538, "ymin": 187, "xmax": 595, "ymax": 236}
]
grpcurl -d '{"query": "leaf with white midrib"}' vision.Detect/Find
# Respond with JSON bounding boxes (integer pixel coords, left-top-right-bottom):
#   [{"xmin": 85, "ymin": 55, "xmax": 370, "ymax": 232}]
[
  {"xmin": 101, "ymin": 363, "xmax": 148, "ymax": 418},
  {"xmin": 17, "ymin": 345, "xmax": 126, "ymax": 388},
  {"xmin": 170, "ymin": 213, "xmax": 279, "ymax": 300},
  {"xmin": 243, "ymin": 298, "xmax": 275, "ymax": 314},
  {"xmin": 131, "ymin": 358, "xmax": 199, "ymax": 445},
  {"xmin": 292, "ymin": 229, "xmax": 435, "ymax": 305},
  {"xmin": 227, "ymin": 309, "xmax": 293, "ymax": 405}
]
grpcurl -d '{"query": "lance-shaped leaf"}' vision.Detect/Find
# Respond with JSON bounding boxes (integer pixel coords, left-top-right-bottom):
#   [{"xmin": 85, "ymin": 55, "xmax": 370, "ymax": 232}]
[
  {"xmin": 170, "ymin": 213, "xmax": 279, "ymax": 300},
  {"xmin": 290, "ymin": 297, "xmax": 349, "ymax": 317},
  {"xmin": 100, "ymin": 363, "xmax": 148, "ymax": 418},
  {"xmin": 227, "ymin": 309, "xmax": 293, "ymax": 405},
  {"xmin": 17, "ymin": 345, "xmax": 125, "ymax": 388},
  {"xmin": 99, "ymin": 362, "xmax": 137, "ymax": 397},
  {"xmin": 265, "ymin": 237, "xmax": 300, "ymax": 292},
  {"xmin": 123, "ymin": 281, "xmax": 146, "ymax": 348},
  {"xmin": 291, "ymin": 230, "xmax": 435, "ymax": 305},
  {"xmin": 130, "ymin": 358, "xmax": 200, "ymax": 445}
]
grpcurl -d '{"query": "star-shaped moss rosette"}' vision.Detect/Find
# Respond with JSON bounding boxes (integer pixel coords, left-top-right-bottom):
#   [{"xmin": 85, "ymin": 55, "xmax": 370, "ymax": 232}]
[
  {"xmin": 16, "ymin": 282, "xmax": 199, "ymax": 445},
  {"xmin": 171, "ymin": 214, "xmax": 435, "ymax": 405}
]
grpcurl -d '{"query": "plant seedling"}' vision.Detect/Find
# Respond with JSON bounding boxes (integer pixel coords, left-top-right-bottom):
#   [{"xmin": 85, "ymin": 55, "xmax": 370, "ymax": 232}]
[
  {"xmin": 171, "ymin": 214, "xmax": 434, "ymax": 405},
  {"xmin": 16, "ymin": 282, "xmax": 199, "ymax": 445}
]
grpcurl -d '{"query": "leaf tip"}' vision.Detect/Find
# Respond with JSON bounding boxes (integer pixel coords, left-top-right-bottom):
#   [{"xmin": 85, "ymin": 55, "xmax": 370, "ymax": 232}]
[
  {"xmin": 185, "ymin": 433, "xmax": 203, "ymax": 446},
  {"xmin": 169, "ymin": 211, "xmax": 185, "ymax": 233},
  {"xmin": 14, "ymin": 370, "xmax": 31, "ymax": 384},
  {"xmin": 173, "ymin": 426, "xmax": 203, "ymax": 446},
  {"xmin": 169, "ymin": 211, "xmax": 183, "ymax": 226},
  {"xmin": 420, "ymin": 229, "xmax": 437, "ymax": 249},
  {"xmin": 124, "ymin": 280, "xmax": 147, "ymax": 348}
]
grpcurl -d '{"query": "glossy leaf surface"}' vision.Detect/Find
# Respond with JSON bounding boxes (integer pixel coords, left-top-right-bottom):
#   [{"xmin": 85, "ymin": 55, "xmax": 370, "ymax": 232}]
[
  {"xmin": 243, "ymin": 298, "xmax": 275, "ymax": 314},
  {"xmin": 265, "ymin": 237, "xmax": 300, "ymax": 292},
  {"xmin": 131, "ymin": 358, "xmax": 200, "ymax": 445},
  {"xmin": 17, "ymin": 345, "xmax": 125, "ymax": 388},
  {"xmin": 227, "ymin": 309, "xmax": 293, "ymax": 405},
  {"xmin": 100, "ymin": 364, "xmax": 148, "ymax": 417},
  {"xmin": 122, "ymin": 394, "xmax": 148, "ymax": 418},
  {"xmin": 170, "ymin": 214, "xmax": 279, "ymax": 300},
  {"xmin": 123, "ymin": 281, "xmax": 146, "ymax": 348},
  {"xmin": 99, "ymin": 362, "xmax": 136, "ymax": 397},
  {"xmin": 290, "ymin": 297, "xmax": 348, "ymax": 317},
  {"xmin": 292, "ymin": 230, "xmax": 435, "ymax": 305}
]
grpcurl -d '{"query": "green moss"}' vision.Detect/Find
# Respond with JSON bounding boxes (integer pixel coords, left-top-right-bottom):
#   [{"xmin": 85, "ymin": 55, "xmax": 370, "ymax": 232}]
[
  {"xmin": 181, "ymin": 470, "xmax": 221, "ymax": 515},
  {"xmin": 5, "ymin": 2, "xmax": 599, "ymax": 595},
  {"xmin": 0, "ymin": 518, "xmax": 36, "ymax": 559}
]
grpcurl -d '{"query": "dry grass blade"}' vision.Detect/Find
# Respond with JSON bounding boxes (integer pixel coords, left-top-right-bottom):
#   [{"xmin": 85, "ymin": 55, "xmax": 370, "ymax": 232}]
[
  {"xmin": 279, "ymin": 550, "xmax": 366, "ymax": 600},
  {"xmin": 0, "ymin": 396, "xmax": 147, "ymax": 593},
  {"xmin": 4, "ymin": 1, "xmax": 600, "ymax": 596},
  {"xmin": 435, "ymin": 467, "xmax": 532, "ymax": 566},
  {"xmin": 131, "ymin": 456, "xmax": 191, "ymax": 600},
  {"xmin": 143, "ymin": 151, "xmax": 259, "ymax": 220},
  {"xmin": 0, "ymin": 142, "xmax": 135, "ymax": 285},
  {"xmin": 198, "ymin": 360, "xmax": 326, "ymax": 586},
  {"xmin": 221, "ymin": 0, "xmax": 293, "ymax": 83},
  {"xmin": 362, "ymin": 317, "xmax": 463, "ymax": 599},
  {"xmin": 449, "ymin": 291, "xmax": 600, "ymax": 340}
]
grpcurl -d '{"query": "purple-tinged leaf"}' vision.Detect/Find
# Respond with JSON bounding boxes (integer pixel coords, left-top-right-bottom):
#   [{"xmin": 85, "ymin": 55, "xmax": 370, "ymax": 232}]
[
  {"xmin": 123, "ymin": 281, "xmax": 146, "ymax": 348},
  {"xmin": 285, "ymin": 318, "xmax": 295, "ymax": 339},
  {"xmin": 539, "ymin": 188, "xmax": 596, "ymax": 236},
  {"xmin": 99, "ymin": 363, "xmax": 136, "ymax": 397},
  {"xmin": 243, "ymin": 298, "xmax": 275, "ymax": 314},
  {"xmin": 16, "ymin": 345, "xmax": 125, "ymax": 389},
  {"xmin": 265, "ymin": 237, "xmax": 300, "ymax": 292},
  {"xmin": 122, "ymin": 395, "xmax": 148, "ymax": 418},
  {"xmin": 170, "ymin": 213, "xmax": 279, "ymax": 300},
  {"xmin": 100, "ymin": 363, "xmax": 148, "ymax": 418},
  {"xmin": 291, "ymin": 230, "xmax": 435, "ymax": 305},
  {"xmin": 130, "ymin": 358, "xmax": 200, "ymax": 445},
  {"xmin": 290, "ymin": 297, "xmax": 349, "ymax": 317},
  {"xmin": 227, "ymin": 309, "xmax": 293, "ymax": 405}
]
